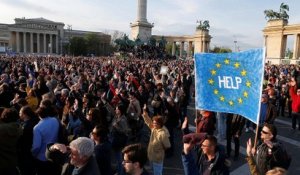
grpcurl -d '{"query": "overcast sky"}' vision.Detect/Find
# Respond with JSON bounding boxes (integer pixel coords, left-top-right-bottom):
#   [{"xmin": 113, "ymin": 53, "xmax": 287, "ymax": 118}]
[{"xmin": 0, "ymin": 0, "xmax": 299, "ymax": 51}]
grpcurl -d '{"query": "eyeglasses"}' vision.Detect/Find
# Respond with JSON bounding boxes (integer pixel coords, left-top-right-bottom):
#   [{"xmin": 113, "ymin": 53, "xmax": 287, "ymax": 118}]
[
  {"xmin": 261, "ymin": 130, "xmax": 270, "ymax": 134},
  {"xmin": 90, "ymin": 131, "xmax": 97, "ymax": 136},
  {"xmin": 122, "ymin": 160, "xmax": 133, "ymax": 164},
  {"xmin": 201, "ymin": 144, "xmax": 211, "ymax": 148}
]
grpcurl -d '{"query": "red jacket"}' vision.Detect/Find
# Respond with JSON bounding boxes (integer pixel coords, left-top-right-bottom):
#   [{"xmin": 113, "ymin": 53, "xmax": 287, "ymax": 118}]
[{"xmin": 289, "ymin": 86, "xmax": 300, "ymax": 112}]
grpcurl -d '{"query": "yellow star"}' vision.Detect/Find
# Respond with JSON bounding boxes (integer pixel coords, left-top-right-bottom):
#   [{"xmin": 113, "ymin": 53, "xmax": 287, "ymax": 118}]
[
  {"xmin": 214, "ymin": 89, "xmax": 219, "ymax": 95},
  {"xmin": 211, "ymin": 69, "xmax": 217, "ymax": 76},
  {"xmin": 246, "ymin": 81, "xmax": 251, "ymax": 87},
  {"xmin": 234, "ymin": 62, "xmax": 240, "ymax": 68},
  {"xmin": 208, "ymin": 79, "xmax": 214, "ymax": 85},
  {"xmin": 215, "ymin": 63, "xmax": 221, "ymax": 68},
  {"xmin": 224, "ymin": 59, "xmax": 230, "ymax": 64},
  {"xmin": 243, "ymin": 91, "xmax": 248, "ymax": 98},
  {"xmin": 241, "ymin": 70, "xmax": 247, "ymax": 76},
  {"xmin": 238, "ymin": 98, "xmax": 243, "ymax": 104},
  {"xmin": 229, "ymin": 100, "xmax": 234, "ymax": 106},
  {"xmin": 220, "ymin": 96, "xmax": 225, "ymax": 101}
]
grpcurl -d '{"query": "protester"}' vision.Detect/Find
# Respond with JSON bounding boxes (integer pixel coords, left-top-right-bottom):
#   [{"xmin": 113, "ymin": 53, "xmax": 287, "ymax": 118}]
[
  {"xmin": 182, "ymin": 134, "xmax": 229, "ymax": 175},
  {"xmin": 32, "ymin": 102, "xmax": 60, "ymax": 175},
  {"xmin": 46, "ymin": 137, "xmax": 101, "ymax": 175},
  {"xmin": 17, "ymin": 106, "xmax": 39, "ymax": 175},
  {"xmin": 289, "ymin": 79, "xmax": 300, "ymax": 131},
  {"xmin": 90, "ymin": 125, "xmax": 113, "ymax": 175},
  {"xmin": 142, "ymin": 104, "xmax": 170, "ymax": 175},
  {"xmin": 226, "ymin": 113, "xmax": 245, "ymax": 160},
  {"xmin": 0, "ymin": 108, "xmax": 23, "ymax": 175},
  {"xmin": 246, "ymin": 123, "xmax": 291, "ymax": 175},
  {"xmin": 196, "ymin": 110, "xmax": 216, "ymax": 135},
  {"xmin": 122, "ymin": 143, "xmax": 149, "ymax": 175}
]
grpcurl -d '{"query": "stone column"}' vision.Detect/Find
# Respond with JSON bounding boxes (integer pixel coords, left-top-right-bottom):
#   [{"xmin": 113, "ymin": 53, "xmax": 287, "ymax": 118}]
[
  {"xmin": 137, "ymin": 0, "xmax": 147, "ymax": 22},
  {"xmin": 56, "ymin": 35, "xmax": 59, "ymax": 54},
  {"xmin": 204, "ymin": 42, "xmax": 208, "ymax": 52},
  {"xmin": 172, "ymin": 42, "xmax": 176, "ymax": 56},
  {"xmin": 280, "ymin": 35, "xmax": 287, "ymax": 58},
  {"xmin": 37, "ymin": 33, "xmax": 40, "ymax": 53},
  {"xmin": 16, "ymin": 32, "xmax": 20, "ymax": 53},
  {"xmin": 293, "ymin": 34, "xmax": 300, "ymax": 59},
  {"xmin": 23, "ymin": 32, "xmax": 27, "ymax": 53},
  {"xmin": 30, "ymin": 33, "xmax": 33, "ymax": 53},
  {"xmin": 50, "ymin": 34, "xmax": 53, "ymax": 54},
  {"xmin": 180, "ymin": 41, "xmax": 184, "ymax": 58},
  {"xmin": 43, "ymin": 34, "xmax": 46, "ymax": 53},
  {"xmin": 187, "ymin": 41, "xmax": 192, "ymax": 57}
]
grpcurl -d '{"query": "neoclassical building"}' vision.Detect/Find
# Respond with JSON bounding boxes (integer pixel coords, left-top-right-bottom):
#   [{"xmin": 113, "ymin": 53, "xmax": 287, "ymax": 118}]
[
  {"xmin": 263, "ymin": 19, "xmax": 300, "ymax": 64},
  {"xmin": 0, "ymin": 17, "xmax": 111, "ymax": 55}
]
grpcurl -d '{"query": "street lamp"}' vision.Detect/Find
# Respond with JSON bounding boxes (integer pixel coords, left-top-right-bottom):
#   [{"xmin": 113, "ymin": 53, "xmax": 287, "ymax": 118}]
[
  {"xmin": 234, "ymin": 40, "xmax": 237, "ymax": 52},
  {"xmin": 233, "ymin": 35, "xmax": 238, "ymax": 52}
]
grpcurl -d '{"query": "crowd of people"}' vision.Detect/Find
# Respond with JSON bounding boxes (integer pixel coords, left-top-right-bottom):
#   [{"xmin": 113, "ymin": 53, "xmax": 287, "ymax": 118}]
[{"xmin": 0, "ymin": 54, "xmax": 296, "ymax": 175}]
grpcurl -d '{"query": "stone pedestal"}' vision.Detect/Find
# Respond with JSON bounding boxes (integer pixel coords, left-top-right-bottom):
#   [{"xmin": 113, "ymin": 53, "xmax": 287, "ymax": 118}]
[
  {"xmin": 194, "ymin": 29, "xmax": 211, "ymax": 53},
  {"xmin": 130, "ymin": 0, "xmax": 153, "ymax": 42}
]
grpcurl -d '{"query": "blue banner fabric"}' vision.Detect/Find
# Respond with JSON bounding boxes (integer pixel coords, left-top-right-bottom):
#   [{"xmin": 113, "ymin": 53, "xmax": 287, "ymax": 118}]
[{"xmin": 195, "ymin": 48, "xmax": 264, "ymax": 123}]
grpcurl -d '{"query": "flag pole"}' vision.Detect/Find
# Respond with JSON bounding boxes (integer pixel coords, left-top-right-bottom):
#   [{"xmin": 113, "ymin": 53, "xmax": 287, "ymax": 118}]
[
  {"xmin": 194, "ymin": 54, "xmax": 199, "ymax": 133},
  {"xmin": 254, "ymin": 48, "xmax": 266, "ymax": 148}
]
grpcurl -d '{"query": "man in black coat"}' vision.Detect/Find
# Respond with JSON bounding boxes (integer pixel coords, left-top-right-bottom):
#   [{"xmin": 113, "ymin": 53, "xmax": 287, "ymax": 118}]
[{"xmin": 46, "ymin": 137, "xmax": 101, "ymax": 175}]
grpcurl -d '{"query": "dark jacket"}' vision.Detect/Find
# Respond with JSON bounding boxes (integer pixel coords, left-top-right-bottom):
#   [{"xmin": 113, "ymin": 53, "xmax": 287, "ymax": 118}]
[
  {"xmin": 255, "ymin": 140, "xmax": 290, "ymax": 175},
  {"xmin": 46, "ymin": 144, "xmax": 101, "ymax": 175},
  {"xmin": 196, "ymin": 114, "xmax": 216, "ymax": 135},
  {"xmin": 226, "ymin": 114, "xmax": 245, "ymax": 136},
  {"xmin": 182, "ymin": 145, "xmax": 229, "ymax": 175},
  {"xmin": 263, "ymin": 102, "xmax": 277, "ymax": 124},
  {"xmin": 0, "ymin": 122, "xmax": 22, "ymax": 170},
  {"xmin": 94, "ymin": 142, "xmax": 113, "ymax": 175}
]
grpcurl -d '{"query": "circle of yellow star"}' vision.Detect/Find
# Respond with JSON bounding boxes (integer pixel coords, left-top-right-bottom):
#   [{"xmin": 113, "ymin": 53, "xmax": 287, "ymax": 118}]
[{"xmin": 209, "ymin": 57, "xmax": 250, "ymax": 107}]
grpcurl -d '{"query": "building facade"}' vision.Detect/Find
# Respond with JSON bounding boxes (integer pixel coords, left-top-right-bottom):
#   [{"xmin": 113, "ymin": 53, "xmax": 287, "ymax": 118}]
[
  {"xmin": 263, "ymin": 19, "xmax": 300, "ymax": 64},
  {"xmin": 0, "ymin": 17, "xmax": 111, "ymax": 55}
]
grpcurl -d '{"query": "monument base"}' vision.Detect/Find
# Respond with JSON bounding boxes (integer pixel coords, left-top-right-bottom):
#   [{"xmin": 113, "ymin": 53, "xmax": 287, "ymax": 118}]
[{"xmin": 130, "ymin": 21, "xmax": 153, "ymax": 42}]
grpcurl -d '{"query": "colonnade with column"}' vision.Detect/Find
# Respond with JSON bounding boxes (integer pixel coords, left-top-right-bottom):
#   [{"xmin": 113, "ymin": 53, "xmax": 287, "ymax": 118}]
[
  {"xmin": 153, "ymin": 29, "xmax": 211, "ymax": 58},
  {"xmin": 263, "ymin": 20, "xmax": 300, "ymax": 61},
  {"xmin": 12, "ymin": 31, "xmax": 59, "ymax": 54},
  {"xmin": 264, "ymin": 34, "xmax": 300, "ymax": 60},
  {"xmin": 169, "ymin": 41, "xmax": 194, "ymax": 58},
  {"xmin": 167, "ymin": 39, "xmax": 209, "ymax": 58}
]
